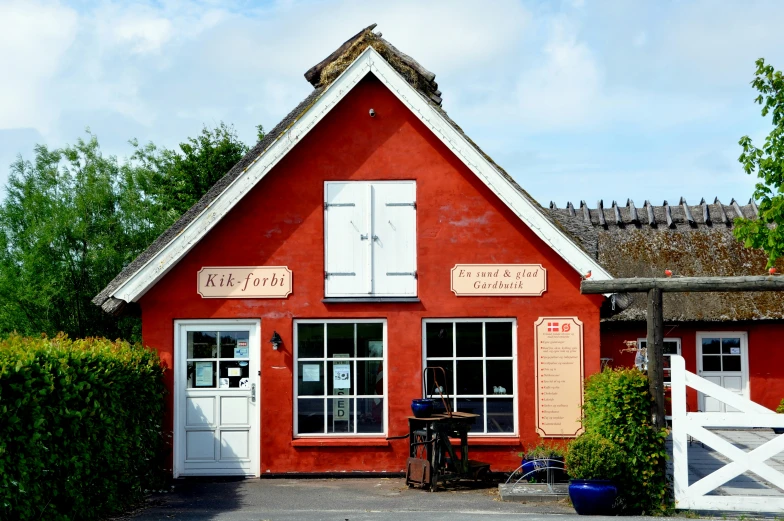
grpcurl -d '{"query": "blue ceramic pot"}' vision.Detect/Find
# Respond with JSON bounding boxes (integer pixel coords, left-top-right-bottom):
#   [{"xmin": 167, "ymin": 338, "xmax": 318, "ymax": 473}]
[
  {"xmin": 411, "ymin": 399, "xmax": 435, "ymax": 418},
  {"xmin": 521, "ymin": 457, "xmax": 568, "ymax": 483},
  {"xmin": 520, "ymin": 458, "xmax": 545, "ymax": 482},
  {"xmin": 568, "ymin": 479, "xmax": 618, "ymax": 515}
]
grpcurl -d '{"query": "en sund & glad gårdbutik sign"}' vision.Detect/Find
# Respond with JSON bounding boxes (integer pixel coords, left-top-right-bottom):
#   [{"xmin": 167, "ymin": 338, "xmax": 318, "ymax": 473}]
[
  {"xmin": 450, "ymin": 264, "xmax": 546, "ymax": 296},
  {"xmin": 197, "ymin": 266, "xmax": 292, "ymax": 298}
]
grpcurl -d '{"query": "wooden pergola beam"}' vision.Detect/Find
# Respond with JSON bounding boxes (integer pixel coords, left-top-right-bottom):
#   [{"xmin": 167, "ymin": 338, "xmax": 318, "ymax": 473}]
[
  {"xmin": 581, "ymin": 275, "xmax": 784, "ymax": 294},
  {"xmin": 581, "ymin": 274, "xmax": 784, "ymax": 431}
]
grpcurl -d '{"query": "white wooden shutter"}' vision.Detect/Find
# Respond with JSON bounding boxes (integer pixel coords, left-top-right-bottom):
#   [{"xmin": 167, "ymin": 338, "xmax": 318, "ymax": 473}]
[
  {"xmin": 371, "ymin": 182, "xmax": 417, "ymax": 296},
  {"xmin": 325, "ymin": 183, "xmax": 370, "ymax": 296}
]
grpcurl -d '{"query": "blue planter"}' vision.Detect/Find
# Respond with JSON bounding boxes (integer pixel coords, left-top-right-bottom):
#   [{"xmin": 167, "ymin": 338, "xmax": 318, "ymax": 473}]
[
  {"xmin": 568, "ymin": 479, "xmax": 618, "ymax": 515},
  {"xmin": 520, "ymin": 457, "xmax": 567, "ymax": 483},
  {"xmin": 520, "ymin": 459, "xmax": 542, "ymax": 481},
  {"xmin": 411, "ymin": 399, "xmax": 435, "ymax": 418}
]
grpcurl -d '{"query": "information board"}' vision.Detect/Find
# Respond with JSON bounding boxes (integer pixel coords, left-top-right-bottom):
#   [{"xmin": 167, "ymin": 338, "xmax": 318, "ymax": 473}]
[{"xmin": 534, "ymin": 317, "xmax": 584, "ymax": 437}]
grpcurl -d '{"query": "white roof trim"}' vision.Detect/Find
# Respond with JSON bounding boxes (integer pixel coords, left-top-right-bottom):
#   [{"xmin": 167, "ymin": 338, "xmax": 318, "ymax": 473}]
[{"xmin": 112, "ymin": 47, "xmax": 610, "ymax": 304}]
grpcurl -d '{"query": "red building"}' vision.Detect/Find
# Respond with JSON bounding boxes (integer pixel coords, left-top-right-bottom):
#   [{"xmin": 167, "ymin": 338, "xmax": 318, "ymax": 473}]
[
  {"xmin": 549, "ymin": 199, "xmax": 784, "ymax": 416},
  {"xmin": 95, "ymin": 26, "xmax": 784, "ymax": 477}
]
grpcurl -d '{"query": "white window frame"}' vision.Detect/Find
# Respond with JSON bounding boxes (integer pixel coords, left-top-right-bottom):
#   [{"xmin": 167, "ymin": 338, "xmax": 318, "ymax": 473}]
[
  {"xmin": 637, "ymin": 337, "xmax": 682, "ymax": 386},
  {"xmin": 293, "ymin": 319, "xmax": 388, "ymax": 437},
  {"xmin": 696, "ymin": 331, "xmax": 750, "ymax": 399},
  {"xmin": 421, "ymin": 318, "xmax": 518, "ymax": 436},
  {"xmin": 324, "ymin": 180, "xmax": 417, "ymax": 298}
]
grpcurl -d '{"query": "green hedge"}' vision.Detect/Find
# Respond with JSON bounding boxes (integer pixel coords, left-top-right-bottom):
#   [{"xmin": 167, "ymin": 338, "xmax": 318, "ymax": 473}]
[
  {"xmin": 0, "ymin": 334, "xmax": 165, "ymax": 520},
  {"xmin": 582, "ymin": 367, "xmax": 671, "ymax": 514}
]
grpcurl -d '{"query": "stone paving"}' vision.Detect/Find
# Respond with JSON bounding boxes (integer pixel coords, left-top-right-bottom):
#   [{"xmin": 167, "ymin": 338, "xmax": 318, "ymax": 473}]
[{"xmin": 667, "ymin": 428, "xmax": 784, "ymax": 497}]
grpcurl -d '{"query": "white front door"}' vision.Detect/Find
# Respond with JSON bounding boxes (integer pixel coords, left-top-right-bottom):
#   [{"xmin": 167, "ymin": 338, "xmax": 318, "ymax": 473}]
[
  {"xmin": 696, "ymin": 332, "xmax": 749, "ymax": 413},
  {"xmin": 174, "ymin": 319, "xmax": 260, "ymax": 477}
]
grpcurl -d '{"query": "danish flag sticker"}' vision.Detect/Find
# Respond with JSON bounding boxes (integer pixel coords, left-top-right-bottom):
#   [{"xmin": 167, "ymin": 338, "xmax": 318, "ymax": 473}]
[{"xmin": 547, "ymin": 322, "xmax": 559, "ymax": 332}]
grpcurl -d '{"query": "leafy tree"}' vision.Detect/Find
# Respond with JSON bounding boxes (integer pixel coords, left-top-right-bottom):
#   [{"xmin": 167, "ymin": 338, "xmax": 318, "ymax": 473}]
[
  {"xmin": 153, "ymin": 122, "xmax": 250, "ymax": 216},
  {"xmin": 735, "ymin": 58, "xmax": 784, "ymax": 266},
  {"xmin": 0, "ymin": 133, "xmax": 171, "ymax": 340},
  {"xmin": 0, "ymin": 122, "xmax": 254, "ymax": 341}
]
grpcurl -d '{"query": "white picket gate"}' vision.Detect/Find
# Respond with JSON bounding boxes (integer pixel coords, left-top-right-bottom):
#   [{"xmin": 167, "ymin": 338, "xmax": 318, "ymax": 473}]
[{"xmin": 671, "ymin": 355, "xmax": 784, "ymax": 512}]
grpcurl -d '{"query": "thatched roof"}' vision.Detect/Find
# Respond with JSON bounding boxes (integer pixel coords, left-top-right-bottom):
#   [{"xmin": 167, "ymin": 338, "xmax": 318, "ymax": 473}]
[
  {"xmin": 95, "ymin": 24, "xmax": 588, "ymax": 315},
  {"xmin": 549, "ymin": 198, "xmax": 784, "ymax": 322},
  {"xmin": 304, "ymin": 24, "xmax": 442, "ymax": 106}
]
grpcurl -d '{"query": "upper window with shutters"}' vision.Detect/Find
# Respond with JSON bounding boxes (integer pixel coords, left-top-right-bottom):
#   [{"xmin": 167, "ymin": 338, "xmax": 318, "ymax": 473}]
[{"xmin": 324, "ymin": 181, "xmax": 417, "ymax": 298}]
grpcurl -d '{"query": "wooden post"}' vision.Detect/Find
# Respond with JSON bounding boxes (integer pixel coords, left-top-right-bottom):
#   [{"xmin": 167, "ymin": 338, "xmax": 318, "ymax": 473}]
[{"xmin": 647, "ymin": 288, "xmax": 666, "ymax": 430}]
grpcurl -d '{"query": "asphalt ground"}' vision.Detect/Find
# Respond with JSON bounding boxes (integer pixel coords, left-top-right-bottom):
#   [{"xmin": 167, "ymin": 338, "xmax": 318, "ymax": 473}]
[{"xmin": 111, "ymin": 476, "xmax": 682, "ymax": 521}]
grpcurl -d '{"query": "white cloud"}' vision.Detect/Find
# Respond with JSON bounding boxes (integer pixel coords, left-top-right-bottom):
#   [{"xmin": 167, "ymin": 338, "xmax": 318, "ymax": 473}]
[
  {"xmin": 0, "ymin": 0, "xmax": 530, "ymax": 144},
  {"xmin": 0, "ymin": 0, "xmax": 781, "ymax": 206},
  {"xmin": 0, "ymin": 0, "xmax": 78, "ymax": 131},
  {"xmin": 113, "ymin": 14, "xmax": 173, "ymax": 54},
  {"xmin": 515, "ymin": 17, "xmax": 602, "ymax": 129},
  {"xmin": 508, "ymin": 16, "xmax": 725, "ymax": 133}
]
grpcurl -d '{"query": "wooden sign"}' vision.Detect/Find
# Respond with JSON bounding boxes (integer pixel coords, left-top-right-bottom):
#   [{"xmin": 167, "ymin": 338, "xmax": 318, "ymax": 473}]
[
  {"xmin": 534, "ymin": 317, "xmax": 584, "ymax": 437},
  {"xmin": 450, "ymin": 264, "xmax": 546, "ymax": 296},
  {"xmin": 197, "ymin": 266, "xmax": 292, "ymax": 298}
]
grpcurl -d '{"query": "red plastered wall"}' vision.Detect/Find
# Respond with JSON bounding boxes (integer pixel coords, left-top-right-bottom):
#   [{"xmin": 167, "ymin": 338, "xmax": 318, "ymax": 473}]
[
  {"xmin": 140, "ymin": 74, "xmax": 604, "ymax": 474},
  {"xmin": 601, "ymin": 322, "xmax": 784, "ymax": 413}
]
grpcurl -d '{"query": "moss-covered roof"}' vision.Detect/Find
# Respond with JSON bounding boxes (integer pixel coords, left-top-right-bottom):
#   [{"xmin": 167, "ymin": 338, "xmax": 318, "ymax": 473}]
[{"xmin": 549, "ymin": 199, "xmax": 784, "ymax": 322}]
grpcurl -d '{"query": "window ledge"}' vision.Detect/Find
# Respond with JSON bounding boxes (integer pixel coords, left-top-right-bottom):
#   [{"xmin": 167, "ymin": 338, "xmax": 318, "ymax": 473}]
[
  {"xmin": 322, "ymin": 297, "xmax": 420, "ymax": 304},
  {"xmin": 291, "ymin": 438, "xmax": 390, "ymax": 447},
  {"xmin": 448, "ymin": 437, "xmax": 520, "ymax": 446}
]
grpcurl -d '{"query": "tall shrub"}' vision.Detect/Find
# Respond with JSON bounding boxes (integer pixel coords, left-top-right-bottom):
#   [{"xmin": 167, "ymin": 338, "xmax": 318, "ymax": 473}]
[
  {"xmin": 0, "ymin": 334, "xmax": 165, "ymax": 520},
  {"xmin": 582, "ymin": 367, "xmax": 671, "ymax": 514}
]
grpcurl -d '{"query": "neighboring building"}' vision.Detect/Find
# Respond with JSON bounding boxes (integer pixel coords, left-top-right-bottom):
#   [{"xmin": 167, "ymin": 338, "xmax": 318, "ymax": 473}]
[
  {"xmin": 550, "ymin": 199, "xmax": 784, "ymax": 415},
  {"xmin": 94, "ymin": 26, "xmax": 783, "ymax": 478}
]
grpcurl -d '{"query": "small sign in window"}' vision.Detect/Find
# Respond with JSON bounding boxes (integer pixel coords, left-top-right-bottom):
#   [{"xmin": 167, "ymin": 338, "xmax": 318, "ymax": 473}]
[
  {"xmin": 302, "ymin": 365, "xmax": 320, "ymax": 382},
  {"xmin": 333, "ymin": 365, "xmax": 351, "ymax": 389},
  {"xmin": 194, "ymin": 362, "xmax": 213, "ymax": 387}
]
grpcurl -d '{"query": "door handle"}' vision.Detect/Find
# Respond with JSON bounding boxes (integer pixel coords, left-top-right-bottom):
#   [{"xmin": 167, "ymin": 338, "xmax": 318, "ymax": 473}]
[{"xmin": 251, "ymin": 383, "xmax": 256, "ymax": 403}]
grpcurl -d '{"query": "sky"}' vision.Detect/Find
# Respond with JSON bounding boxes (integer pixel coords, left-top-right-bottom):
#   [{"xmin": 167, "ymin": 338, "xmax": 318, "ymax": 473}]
[{"xmin": 1, "ymin": 0, "xmax": 784, "ymax": 208}]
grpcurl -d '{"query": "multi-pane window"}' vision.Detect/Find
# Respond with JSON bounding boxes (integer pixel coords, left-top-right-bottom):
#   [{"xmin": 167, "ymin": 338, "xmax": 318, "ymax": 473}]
[
  {"xmin": 696, "ymin": 332, "xmax": 748, "ymax": 413},
  {"xmin": 186, "ymin": 331, "xmax": 251, "ymax": 389},
  {"xmin": 294, "ymin": 320, "xmax": 386, "ymax": 436},
  {"xmin": 700, "ymin": 336, "xmax": 742, "ymax": 372},
  {"xmin": 637, "ymin": 338, "xmax": 681, "ymax": 384},
  {"xmin": 423, "ymin": 319, "xmax": 516, "ymax": 435}
]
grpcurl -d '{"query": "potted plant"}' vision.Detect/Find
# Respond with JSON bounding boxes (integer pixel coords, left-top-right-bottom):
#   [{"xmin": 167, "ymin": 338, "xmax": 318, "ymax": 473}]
[
  {"xmin": 518, "ymin": 443, "xmax": 566, "ymax": 483},
  {"xmin": 565, "ymin": 432, "xmax": 624, "ymax": 515},
  {"xmin": 775, "ymin": 399, "xmax": 784, "ymax": 435}
]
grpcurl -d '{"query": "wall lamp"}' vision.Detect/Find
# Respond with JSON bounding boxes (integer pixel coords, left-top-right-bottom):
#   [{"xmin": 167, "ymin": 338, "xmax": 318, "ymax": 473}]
[{"xmin": 270, "ymin": 331, "xmax": 282, "ymax": 350}]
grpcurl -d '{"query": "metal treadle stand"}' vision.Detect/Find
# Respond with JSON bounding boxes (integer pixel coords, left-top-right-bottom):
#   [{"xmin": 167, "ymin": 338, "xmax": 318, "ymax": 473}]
[{"xmin": 405, "ymin": 367, "xmax": 491, "ymax": 491}]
